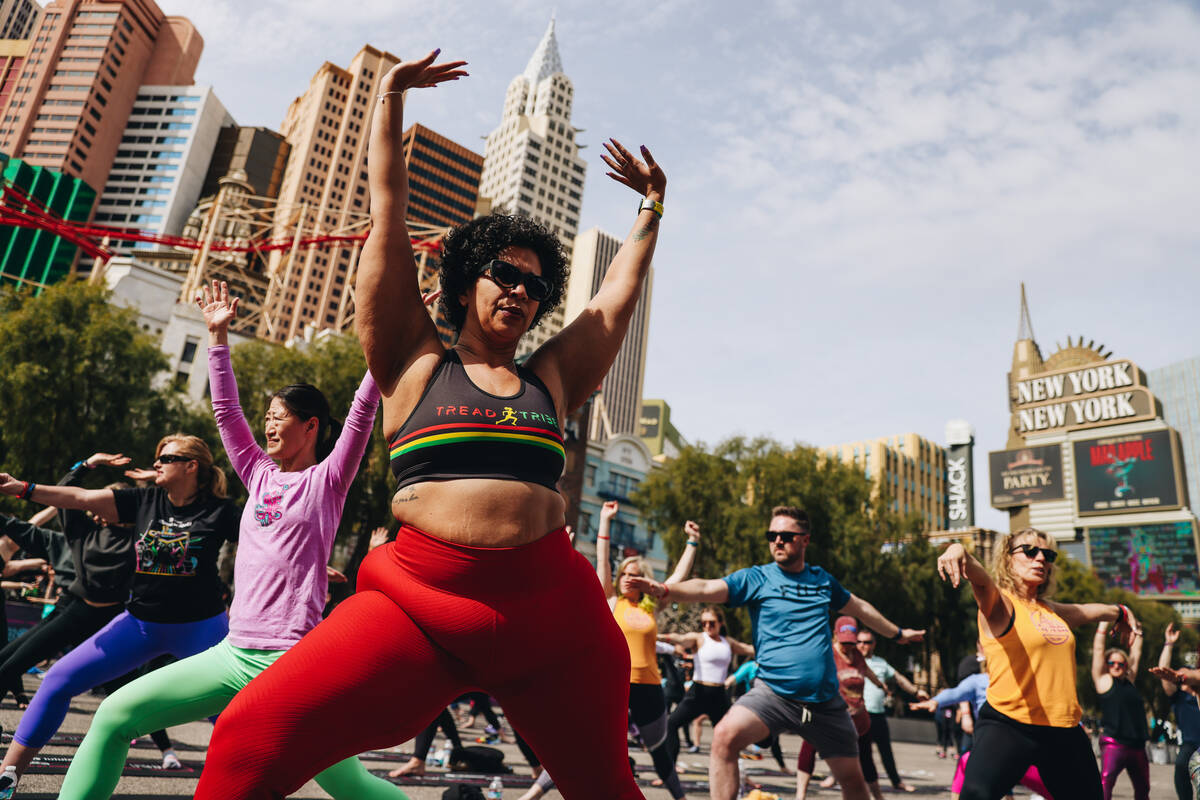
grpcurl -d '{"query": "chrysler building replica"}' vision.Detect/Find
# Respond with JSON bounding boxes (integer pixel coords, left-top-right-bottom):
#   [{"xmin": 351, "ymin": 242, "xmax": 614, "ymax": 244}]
[{"xmin": 479, "ymin": 18, "xmax": 587, "ymax": 357}]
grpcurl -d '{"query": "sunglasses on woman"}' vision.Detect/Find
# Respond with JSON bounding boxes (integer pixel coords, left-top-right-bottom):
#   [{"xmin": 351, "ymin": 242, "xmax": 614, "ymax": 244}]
[
  {"xmin": 155, "ymin": 454, "xmax": 195, "ymax": 465},
  {"xmin": 478, "ymin": 259, "xmax": 551, "ymax": 302},
  {"xmin": 1009, "ymin": 544, "xmax": 1058, "ymax": 563}
]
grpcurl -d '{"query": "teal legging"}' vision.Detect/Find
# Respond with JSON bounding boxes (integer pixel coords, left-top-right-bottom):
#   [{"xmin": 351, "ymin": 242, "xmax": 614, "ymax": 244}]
[{"xmin": 57, "ymin": 638, "xmax": 409, "ymax": 800}]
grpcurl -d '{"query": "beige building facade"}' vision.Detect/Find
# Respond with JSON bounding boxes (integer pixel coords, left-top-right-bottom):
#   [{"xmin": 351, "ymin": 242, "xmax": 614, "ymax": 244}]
[
  {"xmin": 0, "ymin": 0, "xmax": 200, "ymax": 201},
  {"xmin": 479, "ymin": 18, "xmax": 586, "ymax": 358},
  {"xmin": 824, "ymin": 432, "xmax": 949, "ymax": 531},
  {"xmin": 260, "ymin": 44, "xmax": 398, "ymax": 343}
]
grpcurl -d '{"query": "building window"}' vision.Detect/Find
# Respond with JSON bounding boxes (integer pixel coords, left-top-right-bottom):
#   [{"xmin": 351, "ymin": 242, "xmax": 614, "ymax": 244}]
[{"xmin": 179, "ymin": 336, "xmax": 199, "ymax": 364}]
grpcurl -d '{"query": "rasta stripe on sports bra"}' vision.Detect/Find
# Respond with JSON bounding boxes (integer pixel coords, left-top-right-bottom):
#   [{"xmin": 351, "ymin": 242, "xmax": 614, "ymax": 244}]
[{"xmin": 389, "ymin": 423, "xmax": 565, "ymax": 460}]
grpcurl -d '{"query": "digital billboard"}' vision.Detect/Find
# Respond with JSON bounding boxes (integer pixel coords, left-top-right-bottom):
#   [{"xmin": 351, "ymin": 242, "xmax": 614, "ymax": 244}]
[
  {"xmin": 1088, "ymin": 521, "xmax": 1200, "ymax": 597},
  {"xmin": 1073, "ymin": 429, "xmax": 1182, "ymax": 515},
  {"xmin": 989, "ymin": 445, "xmax": 1065, "ymax": 508}
]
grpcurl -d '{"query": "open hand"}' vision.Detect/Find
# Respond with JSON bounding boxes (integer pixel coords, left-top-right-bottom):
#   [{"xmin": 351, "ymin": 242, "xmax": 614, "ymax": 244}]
[
  {"xmin": 897, "ymin": 628, "xmax": 926, "ymax": 645},
  {"xmin": 937, "ymin": 543, "xmax": 968, "ymax": 587},
  {"xmin": 627, "ymin": 575, "xmax": 667, "ymax": 599},
  {"xmin": 602, "ymin": 139, "xmax": 665, "ymax": 200},
  {"xmin": 380, "ymin": 50, "xmax": 468, "ymax": 96},
  {"xmin": 1111, "ymin": 604, "xmax": 1142, "ymax": 648},
  {"xmin": 0, "ymin": 474, "xmax": 25, "ymax": 497},
  {"xmin": 1166, "ymin": 621, "xmax": 1182, "ymax": 646},
  {"xmin": 325, "ymin": 565, "xmax": 348, "ymax": 584},
  {"xmin": 368, "ymin": 526, "xmax": 391, "ymax": 552},
  {"xmin": 87, "ymin": 453, "xmax": 131, "ymax": 468},
  {"xmin": 198, "ymin": 280, "xmax": 239, "ymax": 333},
  {"xmin": 908, "ymin": 698, "xmax": 937, "ymax": 713},
  {"xmin": 124, "ymin": 467, "xmax": 157, "ymax": 482}
]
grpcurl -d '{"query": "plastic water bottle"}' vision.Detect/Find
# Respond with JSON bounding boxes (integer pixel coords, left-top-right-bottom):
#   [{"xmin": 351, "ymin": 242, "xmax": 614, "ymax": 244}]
[
  {"xmin": 485, "ymin": 775, "xmax": 504, "ymax": 799},
  {"xmin": 736, "ymin": 759, "xmax": 748, "ymax": 799},
  {"xmin": 424, "ymin": 742, "xmax": 438, "ymax": 768},
  {"xmin": 438, "ymin": 739, "xmax": 453, "ymax": 768}
]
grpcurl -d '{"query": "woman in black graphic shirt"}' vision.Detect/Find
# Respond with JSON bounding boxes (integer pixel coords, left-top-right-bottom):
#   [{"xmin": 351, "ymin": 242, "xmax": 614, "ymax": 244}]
[{"xmin": 0, "ymin": 435, "xmax": 238, "ymax": 794}]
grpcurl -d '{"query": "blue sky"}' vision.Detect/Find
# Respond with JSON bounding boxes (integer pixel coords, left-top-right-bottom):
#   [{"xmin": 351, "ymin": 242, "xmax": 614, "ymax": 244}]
[{"xmin": 158, "ymin": 0, "xmax": 1200, "ymax": 532}]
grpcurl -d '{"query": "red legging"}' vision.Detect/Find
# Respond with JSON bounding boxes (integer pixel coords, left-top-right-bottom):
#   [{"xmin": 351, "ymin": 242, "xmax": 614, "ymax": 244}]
[{"xmin": 194, "ymin": 525, "xmax": 641, "ymax": 800}]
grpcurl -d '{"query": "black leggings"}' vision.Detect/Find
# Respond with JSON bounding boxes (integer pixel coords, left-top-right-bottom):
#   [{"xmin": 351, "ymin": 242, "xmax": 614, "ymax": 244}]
[
  {"xmin": 960, "ymin": 703, "xmax": 1101, "ymax": 800},
  {"xmin": 458, "ymin": 692, "xmax": 540, "ymax": 768},
  {"xmin": 667, "ymin": 683, "xmax": 731, "ymax": 762},
  {"xmin": 1175, "ymin": 740, "xmax": 1197, "ymax": 800},
  {"xmin": 413, "ymin": 708, "xmax": 462, "ymax": 761},
  {"xmin": 629, "ymin": 683, "xmax": 685, "ymax": 800},
  {"xmin": 867, "ymin": 712, "xmax": 903, "ymax": 788}
]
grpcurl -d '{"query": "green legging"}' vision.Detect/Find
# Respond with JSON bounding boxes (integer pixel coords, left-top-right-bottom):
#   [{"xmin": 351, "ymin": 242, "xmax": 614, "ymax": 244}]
[{"xmin": 58, "ymin": 638, "xmax": 409, "ymax": 800}]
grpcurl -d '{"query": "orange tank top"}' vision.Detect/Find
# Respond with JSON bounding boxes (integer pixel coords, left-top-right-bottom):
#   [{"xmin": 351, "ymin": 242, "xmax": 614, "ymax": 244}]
[
  {"xmin": 614, "ymin": 596, "xmax": 661, "ymax": 685},
  {"xmin": 982, "ymin": 589, "xmax": 1081, "ymax": 727}
]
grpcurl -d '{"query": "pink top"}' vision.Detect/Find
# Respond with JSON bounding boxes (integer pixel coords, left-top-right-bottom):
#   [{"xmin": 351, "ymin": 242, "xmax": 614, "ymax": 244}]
[{"xmin": 208, "ymin": 345, "xmax": 379, "ymax": 650}]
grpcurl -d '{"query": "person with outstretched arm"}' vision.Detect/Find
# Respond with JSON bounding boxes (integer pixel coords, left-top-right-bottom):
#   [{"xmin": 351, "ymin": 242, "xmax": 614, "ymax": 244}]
[{"xmin": 628, "ymin": 505, "xmax": 925, "ymax": 800}]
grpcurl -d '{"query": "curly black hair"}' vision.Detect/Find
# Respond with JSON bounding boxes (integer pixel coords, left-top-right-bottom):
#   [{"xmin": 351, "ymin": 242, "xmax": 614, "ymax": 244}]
[{"xmin": 438, "ymin": 214, "xmax": 569, "ymax": 332}]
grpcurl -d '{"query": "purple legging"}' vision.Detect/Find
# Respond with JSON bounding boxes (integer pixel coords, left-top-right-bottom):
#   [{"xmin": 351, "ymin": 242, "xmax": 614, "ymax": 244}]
[
  {"xmin": 1100, "ymin": 736, "xmax": 1149, "ymax": 800},
  {"xmin": 13, "ymin": 609, "xmax": 228, "ymax": 748}
]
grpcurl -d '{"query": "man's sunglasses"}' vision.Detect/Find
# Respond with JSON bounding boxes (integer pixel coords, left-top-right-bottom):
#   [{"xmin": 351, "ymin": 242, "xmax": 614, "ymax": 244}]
[
  {"xmin": 1009, "ymin": 544, "xmax": 1058, "ymax": 563},
  {"xmin": 479, "ymin": 259, "xmax": 551, "ymax": 302},
  {"xmin": 1107, "ymin": 660, "xmax": 1127, "ymax": 667},
  {"xmin": 764, "ymin": 530, "xmax": 809, "ymax": 544},
  {"xmin": 155, "ymin": 454, "xmax": 195, "ymax": 465}
]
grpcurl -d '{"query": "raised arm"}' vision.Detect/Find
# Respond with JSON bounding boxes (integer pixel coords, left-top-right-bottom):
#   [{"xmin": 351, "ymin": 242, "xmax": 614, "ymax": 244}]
[
  {"xmin": 657, "ymin": 631, "xmax": 701, "ymax": 648},
  {"xmin": 839, "ymin": 594, "xmax": 924, "ymax": 644},
  {"xmin": 356, "ymin": 52, "xmax": 466, "ymax": 396},
  {"xmin": 0, "ymin": 475, "xmax": 117, "ymax": 521},
  {"xmin": 1129, "ymin": 626, "xmax": 1143, "ymax": 677},
  {"xmin": 594, "ymin": 500, "xmax": 617, "ymax": 599},
  {"xmin": 1045, "ymin": 600, "xmax": 1141, "ymax": 647},
  {"xmin": 663, "ymin": 521, "xmax": 701, "ymax": 585},
  {"xmin": 323, "ymin": 371, "xmax": 381, "ymax": 492},
  {"xmin": 529, "ymin": 141, "xmax": 666, "ymax": 413},
  {"xmin": 728, "ymin": 637, "xmax": 755, "ymax": 658},
  {"xmin": 200, "ymin": 281, "xmax": 271, "ymax": 486},
  {"xmin": 1160, "ymin": 623, "xmax": 1181, "ymax": 696},
  {"xmin": 938, "ymin": 542, "xmax": 1010, "ymax": 637},
  {"xmin": 1092, "ymin": 622, "xmax": 1112, "ymax": 692}
]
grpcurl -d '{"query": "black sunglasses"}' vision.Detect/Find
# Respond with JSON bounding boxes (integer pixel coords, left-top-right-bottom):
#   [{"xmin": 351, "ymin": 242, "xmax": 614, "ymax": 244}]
[
  {"xmin": 479, "ymin": 259, "xmax": 551, "ymax": 302},
  {"xmin": 156, "ymin": 454, "xmax": 194, "ymax": 465},
  {"xmin": 1009, "ymin": 544, "xmax": 1058, "ymax": 563},
  {"xmin": 764, "ymin": 529, "xmax": 808, "ymax": 544},
  {"xmin": 1107, "ymin": 660, "xmax": 1126, "ymax": 667}
]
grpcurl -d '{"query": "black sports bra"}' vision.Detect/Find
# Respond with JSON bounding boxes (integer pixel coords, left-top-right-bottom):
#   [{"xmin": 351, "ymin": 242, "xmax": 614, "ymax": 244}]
[{"xmin": 388, "ymin": 350, "xmax": 565, "ymax": 491}]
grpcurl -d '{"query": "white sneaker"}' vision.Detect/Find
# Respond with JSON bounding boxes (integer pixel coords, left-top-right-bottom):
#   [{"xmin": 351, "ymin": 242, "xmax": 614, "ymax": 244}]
[
  {"xmin": 0, "ymin": 765, "xmax": 18, "ymax": 799},
  {"xmin": 161, "ymin": 750, "xmax": 183, "ymax": 770}
]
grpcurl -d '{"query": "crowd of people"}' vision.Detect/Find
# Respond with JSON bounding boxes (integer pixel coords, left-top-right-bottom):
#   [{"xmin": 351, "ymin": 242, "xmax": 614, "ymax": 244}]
[{"xmin": 0, "ymin": 48, "xmax": 1192, "ymax": 800}]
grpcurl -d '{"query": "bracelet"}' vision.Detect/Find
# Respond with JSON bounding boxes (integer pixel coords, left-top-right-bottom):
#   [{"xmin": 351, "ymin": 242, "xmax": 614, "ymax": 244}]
[
  {"xmin": 1115, "ymin": 604, "xmax": 1128, "ymax": 626},
  {"xmin": 638, "ymin": 197, "xmax": 664, "ymax": 218},
  {"xmin": 659, "ymin": 582, "xmax": 669, "ymax": 600},
  {"xmin": 71, "ymin": 459, "xmax": 90, "ymax": 471},
  {"xmin": 597, "ymin": 535, "xmax": 610, "ymax": 541},
  {"xmin": 891, "ymin": 627, "xmax": 903, "ymax": 641},
  {"xmin": 377, "ymin": 90, "xmax": 404, "ymax": 103},
  {"xmin": 19, "ymin": 481, "xmax": 36, "ymax": 500},
  {"xmin": 686, "ymin": 539, "xmax": 698, "ymax": 547}
]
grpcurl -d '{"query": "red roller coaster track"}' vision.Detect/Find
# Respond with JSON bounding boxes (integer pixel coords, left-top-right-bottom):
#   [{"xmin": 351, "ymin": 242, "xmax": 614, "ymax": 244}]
[{"xmin": 0, "ymin": 180, "xmax": 441, "ymax": 263}]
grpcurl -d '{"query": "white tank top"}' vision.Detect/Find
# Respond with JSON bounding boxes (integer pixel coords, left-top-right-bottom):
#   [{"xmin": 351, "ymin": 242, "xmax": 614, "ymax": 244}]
[{"xmin": 693, "ymin": 634, "xmax": 732, "ymax": 684}]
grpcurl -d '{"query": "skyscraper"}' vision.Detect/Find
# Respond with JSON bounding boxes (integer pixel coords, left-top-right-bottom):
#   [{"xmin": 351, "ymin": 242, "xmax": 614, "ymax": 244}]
[
  {"xmin": 479, "ymin": 17, "xmax": 586, "ymax": 357},
  {"xmin": 565, "ymin": 227, "xmax": 653, "ymax": 440},
  {"xmin": 199, "ymin": 125, "xmax": 289, "ymax": 201},
  {"xmin": 0, "ymin": 1, "xmax": 201, "ymax": 199},
  {"xmin": 259, "ymin": 44, "xmax": 399, "ymax": 343},
  {"xmin": 401, "ymin": 122, "xmax": 482, "ymax": 228},
  {"xmin": 1148, "ymin": 355, "xmax": 1200, "ymax": 518},
  {"xmin": 0, "ymin": 0, "xmax": 42, "ymax": 41},
  {"xmin": 94, "ymin": 85, "xmax": 232, "ymax": 255},
  {"xmin": 824, "ymin": 433, "xmax": 949, "ymax": 532}
]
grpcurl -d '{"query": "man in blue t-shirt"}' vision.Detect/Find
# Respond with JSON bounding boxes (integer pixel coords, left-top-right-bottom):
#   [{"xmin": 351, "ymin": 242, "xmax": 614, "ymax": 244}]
[
  {"xmin": 631, "ymin": 505, "xmax": 925, "ymax": 800},
  {"xmin": 1158, "ymin": 622, "xmax": 1200, "ymax": 800}
]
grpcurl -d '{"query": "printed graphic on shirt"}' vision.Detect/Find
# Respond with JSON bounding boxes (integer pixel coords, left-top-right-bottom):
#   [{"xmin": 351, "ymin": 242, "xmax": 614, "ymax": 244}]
[
  {"xmin": 135, "ymin": 525, "xmax": 199, "ymax": 576},
  {"xmin": 254, "ymin": 484, "xmax": 291, "ymax": 528},
  {"xmin": 1028, "ymin": 606, "xmax": 1070, "ymax": 645},
  {"xmin": 389, "ymin": 403, "xmax": 564, "ymax": 461},
  {"xmin": 496, "ymin": 406, "xmax": 519, "ymax": 425},
  {"xmin": 620, "ymin": 605, "xmax": 655, "ymax": 633}
]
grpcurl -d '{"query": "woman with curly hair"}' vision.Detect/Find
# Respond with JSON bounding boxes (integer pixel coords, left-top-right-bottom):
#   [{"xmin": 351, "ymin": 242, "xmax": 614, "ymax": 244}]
[
  {"xmin": 195, "ymin": 47, "xmax": 666, "ymax": 800},
  {"xmin": 937, "ymin": 529, "xmax": 1142, "ymax": 800}
]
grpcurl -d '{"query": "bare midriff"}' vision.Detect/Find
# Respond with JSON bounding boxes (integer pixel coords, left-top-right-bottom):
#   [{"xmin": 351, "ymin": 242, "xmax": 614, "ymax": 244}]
[{"xmin": 391, "ymin": 478, "xmax": 566, "ymax": 547}]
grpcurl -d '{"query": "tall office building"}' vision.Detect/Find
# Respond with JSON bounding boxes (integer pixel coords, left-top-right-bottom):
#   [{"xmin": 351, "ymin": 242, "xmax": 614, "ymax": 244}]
[
  {"xmin": 0, "ymin": 38, "xmax": 28, "ymax": 116},
  {"xmin": 1149, "ymin": 356, "xmax": 1200, "ymax": 516},
  {"xmin": 0, "ymin": 0, "xmax": 42, "ymax": 40},
  {"xmin": 564, "ymin": 227, "xmax": 653, "ymax": 440},
  {"xmin": 260, "ymin": 44, "xmax": 399, "ymax": 343},
  {"xmin": 199, "ymin": 125, "xmax": 288, "ymax": 200},
  {"xmin": 479, "ymin": 17, "xmax": 587, "ymax": 357},
  {"xmin": 824, "ymin": 433, "xmax": 949, "ymax": 531},
  {"xmin": 401, "ymin": 122, "xmax": 482, "ymax": 228},
  {"xmin": 0, "ymin": 0, "xmax": 200, "ymax": 200},
  {"xmin": 94, "ymin": 85, "xmax": 231, "ymax": 254}
]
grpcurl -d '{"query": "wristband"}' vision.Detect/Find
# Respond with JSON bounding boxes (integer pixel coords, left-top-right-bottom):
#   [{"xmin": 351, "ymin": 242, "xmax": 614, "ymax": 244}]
[
  {"xmin": 71, "ymin": 459, "xmax": 91, "ymax": 471},
  {"xmin": 19, "ymin": 481, "xmax": 36, "ymax": 500},
  {"xmin": 891, "ymin": 627, "xmax": 903, "ymax": 641},
  {"xmin": 638, "ymin": 197, "xmax": 664, "ymax": 218},
  {"xmin": 686, "ymin": 539, "xmax": 698, "ymax": 547},
  {"xmin": 597, "ymin": 535, "xmax": 610, "ymax": 541},
  {"xmin": 659, "ymin": 582, "xmax": 669, "ymax": 600}
]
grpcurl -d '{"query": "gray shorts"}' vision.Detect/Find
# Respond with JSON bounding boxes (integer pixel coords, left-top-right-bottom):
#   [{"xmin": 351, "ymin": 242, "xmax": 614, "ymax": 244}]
[{"xmin": 736, "ymin": 679, "xmax": 859, "ymax": 759}]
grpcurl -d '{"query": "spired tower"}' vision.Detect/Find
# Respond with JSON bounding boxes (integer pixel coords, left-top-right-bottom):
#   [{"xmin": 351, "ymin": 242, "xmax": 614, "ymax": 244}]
[{"xmin": 479, "ymin": 17, "xmax": 587, "ymax": 357}]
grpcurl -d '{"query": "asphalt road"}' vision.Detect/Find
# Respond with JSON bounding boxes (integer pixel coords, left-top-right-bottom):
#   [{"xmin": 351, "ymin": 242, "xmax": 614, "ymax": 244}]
[{"xmin": 0, "ymin": 679, "xmax": 1184, "ymax": 799}]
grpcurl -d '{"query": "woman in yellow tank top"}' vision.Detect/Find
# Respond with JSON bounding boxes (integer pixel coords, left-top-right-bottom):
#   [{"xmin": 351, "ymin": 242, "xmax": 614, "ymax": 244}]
[{"xmin": 937, "ymin": 528, "xmax": 1141, "ymax": 800}]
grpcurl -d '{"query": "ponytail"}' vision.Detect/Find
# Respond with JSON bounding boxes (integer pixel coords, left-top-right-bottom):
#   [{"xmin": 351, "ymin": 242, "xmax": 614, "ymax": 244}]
[{"xmin": 272, "ymin": 384, "xmax": 339, "ymax": 461}]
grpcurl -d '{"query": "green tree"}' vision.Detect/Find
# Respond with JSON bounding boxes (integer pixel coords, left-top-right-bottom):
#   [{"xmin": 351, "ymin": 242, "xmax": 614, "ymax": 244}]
[{"xmin": 0, "ymin": 282, "xmax": 173, "ymax": 507}]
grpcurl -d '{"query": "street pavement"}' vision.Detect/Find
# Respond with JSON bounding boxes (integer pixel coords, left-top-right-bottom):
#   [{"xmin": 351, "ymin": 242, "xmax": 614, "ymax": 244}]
[{"xmin": 0, "ymin": 680, "xmax": 1184, "ymax": 799}]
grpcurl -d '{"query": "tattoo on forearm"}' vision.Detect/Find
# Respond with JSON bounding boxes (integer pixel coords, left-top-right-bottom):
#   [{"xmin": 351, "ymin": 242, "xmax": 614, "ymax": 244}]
[
  {"xmin": 394, "ymin": 489, "xmax": 419, "ymax": 503},
  {"xmin": 633, "ymin": 216, "xmax": 659, "ymax": 242}
]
